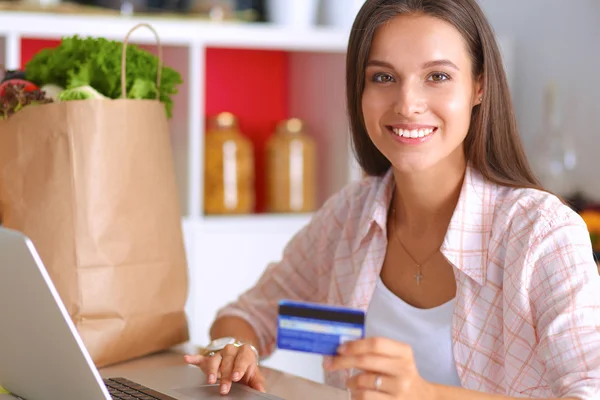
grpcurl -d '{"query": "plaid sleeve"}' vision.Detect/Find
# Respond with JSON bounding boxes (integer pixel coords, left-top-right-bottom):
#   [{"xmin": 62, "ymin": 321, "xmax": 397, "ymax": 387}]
[
  {"xmin": 529, "ymin": 211, "xmax": 600, "ymax": 399},
  {"xmin": 215, "ymin": 186, "xmax": 353, "ymax": 357}
]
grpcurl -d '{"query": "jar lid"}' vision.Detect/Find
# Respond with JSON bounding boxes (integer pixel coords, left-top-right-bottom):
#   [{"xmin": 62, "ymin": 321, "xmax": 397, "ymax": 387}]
[
  {"xmin": 278, "ymin": 118, "xmax": 305, "ymax": 134},
  {"xmin": 214, "ymin": 112, "xmax": 238, "ymax": 129}
]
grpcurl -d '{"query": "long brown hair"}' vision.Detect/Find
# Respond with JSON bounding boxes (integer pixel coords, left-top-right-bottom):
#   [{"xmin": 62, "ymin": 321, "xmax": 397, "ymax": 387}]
[{"xmin": 347, "ymin": 0, "xmax": 543, "ymax": 190}]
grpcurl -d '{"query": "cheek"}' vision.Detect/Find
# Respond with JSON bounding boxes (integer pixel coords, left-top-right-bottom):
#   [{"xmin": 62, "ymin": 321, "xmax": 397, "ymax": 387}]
[
  {"xmin": 431, "ymin": 89, "xmax": 473, "ymax": 132},
  {"xmin": 361, "ymin": 87, "xmax": 390, "ymax": 129}
]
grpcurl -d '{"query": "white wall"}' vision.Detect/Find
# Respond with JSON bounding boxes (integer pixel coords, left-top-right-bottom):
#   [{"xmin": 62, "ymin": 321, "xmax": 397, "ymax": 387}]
[{"xmin": 478, "ymin": 0, "xmax": 600, "ymax": 197}]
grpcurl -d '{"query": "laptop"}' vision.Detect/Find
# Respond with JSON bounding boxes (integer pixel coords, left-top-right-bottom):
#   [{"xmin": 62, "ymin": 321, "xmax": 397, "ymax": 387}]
[{"xmin": 0, "ymin": 227, "xmax": 283, "ymax": 400}]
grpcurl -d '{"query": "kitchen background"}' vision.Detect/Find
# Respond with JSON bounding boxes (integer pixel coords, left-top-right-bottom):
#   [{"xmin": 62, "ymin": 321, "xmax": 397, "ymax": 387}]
[
  {"xmin": 0, "ymin": 0, "xmax": 598, "ymax": 384},
  {"xmin": 479, "ymin": 0, "xmax": 600, "ymax": 200}
]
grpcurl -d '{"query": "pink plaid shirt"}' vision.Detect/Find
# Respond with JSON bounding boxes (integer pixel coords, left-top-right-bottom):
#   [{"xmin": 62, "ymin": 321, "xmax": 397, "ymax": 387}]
[{"xmin": 217, "ymin": 166, "xmax": 600, "ymax": 399}]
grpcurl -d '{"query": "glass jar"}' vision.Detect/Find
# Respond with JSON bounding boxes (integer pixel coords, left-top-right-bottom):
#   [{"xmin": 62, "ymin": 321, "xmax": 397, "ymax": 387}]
[
  {"xmin": 265, "ymin": 118, "xmax": 316, "ymax": 213},
  {"xmin": 203, "ymin": 112, "xmax": 255, "ymax": 214},
  {"xmin": 531, "ymin": 83, "xmax": 576, "ymax": 196}
]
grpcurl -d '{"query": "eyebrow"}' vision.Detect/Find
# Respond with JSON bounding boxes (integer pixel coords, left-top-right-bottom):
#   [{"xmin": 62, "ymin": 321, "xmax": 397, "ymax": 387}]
[{"xmin": 366, "ymin": 59, "xmax": 460, "ymax": 71}]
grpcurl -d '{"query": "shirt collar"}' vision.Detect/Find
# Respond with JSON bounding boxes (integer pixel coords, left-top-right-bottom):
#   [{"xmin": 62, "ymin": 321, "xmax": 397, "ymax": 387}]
[
  {"xmin": 354, "ymin": 165, "xmax": 496, "ymax": 286},
  {"xmin": 440, "ymin": 166, "xmax": 497, "ymax": 286},
  {"xmin": 354, "ymin": 169, "xmax": 395, "ymax": 250}
]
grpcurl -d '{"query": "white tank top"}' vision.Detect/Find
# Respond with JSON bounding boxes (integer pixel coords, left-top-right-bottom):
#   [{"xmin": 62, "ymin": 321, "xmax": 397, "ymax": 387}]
[{"xmin": 365, "ymin": 277, "xmax": 462, "ymax": 387}]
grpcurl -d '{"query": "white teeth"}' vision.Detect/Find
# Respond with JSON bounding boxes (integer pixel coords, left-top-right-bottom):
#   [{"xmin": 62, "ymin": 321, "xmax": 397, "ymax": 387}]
[{"xmin": 391, "ymin": 127, "xmax": 435, "ymax": 138}]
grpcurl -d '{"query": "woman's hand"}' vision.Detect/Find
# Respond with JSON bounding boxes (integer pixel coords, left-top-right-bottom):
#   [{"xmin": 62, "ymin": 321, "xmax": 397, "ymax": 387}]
[
  {"xmin": 324, "ymin": 337, "xmax": 438, "ymax": 400},
  {"xmin": 184, "ymin": 344, "xmax": 266, "ymax": 395}
]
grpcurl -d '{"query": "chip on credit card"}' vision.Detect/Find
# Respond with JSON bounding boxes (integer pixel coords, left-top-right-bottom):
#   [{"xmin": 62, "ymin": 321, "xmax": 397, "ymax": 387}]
[{"xmin": 276, "ymin": 300, "xmax": 365, "ymax": 356}]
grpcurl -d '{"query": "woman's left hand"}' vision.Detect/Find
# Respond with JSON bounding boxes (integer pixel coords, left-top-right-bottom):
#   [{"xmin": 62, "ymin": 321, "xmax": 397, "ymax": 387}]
[{"xmin": 323, "ymin": 337, "xmax": 438, "ymax": 400}]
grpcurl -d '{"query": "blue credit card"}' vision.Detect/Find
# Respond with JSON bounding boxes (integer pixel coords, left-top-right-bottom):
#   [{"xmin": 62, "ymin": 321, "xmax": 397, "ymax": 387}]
[{"xmin": 276, "ymin": 300, "xmax": 365, "ymax": 356}]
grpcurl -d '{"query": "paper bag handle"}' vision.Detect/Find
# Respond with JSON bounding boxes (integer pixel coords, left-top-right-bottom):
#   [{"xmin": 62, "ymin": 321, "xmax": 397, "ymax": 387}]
[{"xmin": 121, "ymin": 23, "xmax": 163, "ymax": 100}]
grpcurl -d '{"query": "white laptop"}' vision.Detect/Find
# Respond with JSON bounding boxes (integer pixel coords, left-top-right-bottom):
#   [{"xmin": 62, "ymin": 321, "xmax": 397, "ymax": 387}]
[{"xmin": 0, "ymin": 227, "xmax": 282, "ymax": 400}]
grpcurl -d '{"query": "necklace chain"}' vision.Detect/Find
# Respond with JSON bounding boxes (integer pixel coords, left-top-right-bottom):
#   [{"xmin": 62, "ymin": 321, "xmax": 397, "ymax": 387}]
[{"xmin": 390, "ymin": 207, "xmax": 440, "ymax": 285}]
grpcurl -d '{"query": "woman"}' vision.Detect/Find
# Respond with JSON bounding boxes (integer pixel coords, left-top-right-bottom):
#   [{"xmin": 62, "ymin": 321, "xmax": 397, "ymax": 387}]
[{"xmin": 185, "ymin": 0, "xmax": 600, "ymax": 398}]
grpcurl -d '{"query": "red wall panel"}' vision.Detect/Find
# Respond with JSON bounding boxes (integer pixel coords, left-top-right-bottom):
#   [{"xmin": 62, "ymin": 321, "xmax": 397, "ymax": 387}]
[
  {"xmin": 20, "ymin": 38, "xmax": 61, "ymax": 67},
  {"xmin": 205, "ymin": 47, "xmax": 289, "ymax": 213}
]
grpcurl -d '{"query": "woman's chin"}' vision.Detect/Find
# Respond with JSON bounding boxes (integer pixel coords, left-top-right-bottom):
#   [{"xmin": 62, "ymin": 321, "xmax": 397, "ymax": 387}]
[{"xmin": 390, "ymin": 158, "xmax": 436, "ymax": 175}]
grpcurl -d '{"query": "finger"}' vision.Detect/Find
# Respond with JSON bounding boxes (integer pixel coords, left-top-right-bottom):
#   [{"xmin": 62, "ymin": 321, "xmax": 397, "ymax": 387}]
[
  {"xmin": 183, "ymin": 354, "xmax": 203, "ymax": 365},
  {"xmin": 183, "ymin": 354, "xmax": 222, "ymax": 384},
  {"xmin": 218, "ymin": 344, "xmax": 239, "ymax": 394},
  {"xmin": 248, "ymin": 369, "xmax": 267, "ymax": 393},
  {"xmin": 347, "ymin": 372, "xmax": 395, "ymax": 395},
  {"xmin": 231, "ymin": 345, "xmax": 259, "ymax": 382},
  {"xmin": 325, "ymin": 355, "xmax": 399, "ymax": 375},
  {"xmin": 338, "ymin": 337, "xmax": 411, "ymax": 358},
  {"xmin": 204, "ymin": 353, "xmax": 223, "ymax": 384}
]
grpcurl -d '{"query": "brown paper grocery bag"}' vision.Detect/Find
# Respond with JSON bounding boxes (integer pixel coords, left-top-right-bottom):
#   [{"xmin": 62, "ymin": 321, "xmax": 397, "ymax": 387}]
[{"xmin": 0, "ymin": 24, "xmax": 189, "ymax": 367}]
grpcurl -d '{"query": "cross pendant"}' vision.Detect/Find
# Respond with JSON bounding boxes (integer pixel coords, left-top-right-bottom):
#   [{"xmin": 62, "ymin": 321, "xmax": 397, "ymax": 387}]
[{"xmin": 414, "ymin": 271, "xmax": 424, "ymax": 285}]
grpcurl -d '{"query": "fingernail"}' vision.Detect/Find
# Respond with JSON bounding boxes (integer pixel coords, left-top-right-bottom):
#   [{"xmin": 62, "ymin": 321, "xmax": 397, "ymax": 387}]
[
  {"xmin": 208, "ymin": 374, "xmax": 215, "ymax": 384},
  {"xmin": 220, "ymin": 384, "xmax": 228, "ymax": 394},
  {"xmin": 232, "ymin": 372, "xmax": 240, "ymax": 381}
]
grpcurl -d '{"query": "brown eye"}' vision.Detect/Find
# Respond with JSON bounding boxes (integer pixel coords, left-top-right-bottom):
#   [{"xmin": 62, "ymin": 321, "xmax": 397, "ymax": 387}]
[
  {"xmin": 428, "ymin": 72, "xmax": 450, "ymax": 82},
  {"xmin": 372, "ymin": 73, "xmax": 395, "ymax": 83}
]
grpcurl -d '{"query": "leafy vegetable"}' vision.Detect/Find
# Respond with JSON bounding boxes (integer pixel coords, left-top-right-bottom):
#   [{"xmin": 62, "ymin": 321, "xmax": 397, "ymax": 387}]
[
  {"xmin": 24, "ymin": 35, "xmax": 182, "ymax": 118},
  {"xmin": 57, "ymin": 85, "xmax": 106, "ymax": 101},
  {"xmin": 0, "ymin": 83, "xmax": 52, "ymax": 120},
  {"xmin": 40, "ymin": 84, "xmax": 64, "ymax": 101},
  {"xmin": 0, "ymin": 79, "xmax": 39, "ymax": 96},
  {"xmin": 128, "ymin": 77, "xmax": 156, "ymax": 100}
]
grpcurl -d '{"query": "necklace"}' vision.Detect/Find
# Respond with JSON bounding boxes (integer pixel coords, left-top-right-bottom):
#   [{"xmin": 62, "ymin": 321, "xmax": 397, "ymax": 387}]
[{"xmin": 390, "ymin": 207, "xmax": 440, "ymax": 285}]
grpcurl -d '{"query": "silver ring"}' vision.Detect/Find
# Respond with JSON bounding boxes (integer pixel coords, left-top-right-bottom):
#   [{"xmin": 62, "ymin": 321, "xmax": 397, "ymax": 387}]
[
  {"xmin": 374, "ymin": 375, "xmax": 382, "ymax": 391},
  {"xmin": 207, "ymin": 351, "xmax": 216, "ymax": 357}
]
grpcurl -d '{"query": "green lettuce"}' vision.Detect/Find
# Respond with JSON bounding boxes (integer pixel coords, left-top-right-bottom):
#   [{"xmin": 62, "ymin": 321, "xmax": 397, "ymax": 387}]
[
  {"xmin": 24, "ymin": 35, "xmax": 182, "ymax": 118},
  {"xmin": 57, "ymin": 85, "xmax": 106, "ymax": 101}
]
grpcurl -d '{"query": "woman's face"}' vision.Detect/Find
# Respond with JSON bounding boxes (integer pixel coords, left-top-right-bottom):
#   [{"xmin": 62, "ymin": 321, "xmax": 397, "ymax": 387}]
[{"xmin": 362, "ymin": 13, "xmax": 482, "ymax": 173}]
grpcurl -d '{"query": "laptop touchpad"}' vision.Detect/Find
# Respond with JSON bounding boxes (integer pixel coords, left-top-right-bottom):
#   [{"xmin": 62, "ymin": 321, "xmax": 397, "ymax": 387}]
[{"xmin": 175, "ymin": 384, "xmax": 277, "ymax": 399}]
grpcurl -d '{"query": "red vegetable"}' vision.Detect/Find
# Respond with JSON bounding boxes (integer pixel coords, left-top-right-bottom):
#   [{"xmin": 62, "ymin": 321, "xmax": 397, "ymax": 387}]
[
  {"xmin": 0, "ymin": 79, "xmax": 39, "ymax": 97},
  {"xmin": 0, "ymin": 83, "xmax": 52, "ymax": 120}
]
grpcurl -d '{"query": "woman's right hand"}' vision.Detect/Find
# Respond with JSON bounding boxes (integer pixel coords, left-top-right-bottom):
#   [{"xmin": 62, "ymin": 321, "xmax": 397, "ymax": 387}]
[{"xmin": 184, "ymin": 343, "xmax": 266, "ymax": 395}]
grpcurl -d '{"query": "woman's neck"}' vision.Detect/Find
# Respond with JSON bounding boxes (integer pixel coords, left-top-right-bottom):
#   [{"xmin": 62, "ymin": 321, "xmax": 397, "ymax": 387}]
[{"xmin": 392, "ymin": 158, "xmax": 466, "ymax": 237}]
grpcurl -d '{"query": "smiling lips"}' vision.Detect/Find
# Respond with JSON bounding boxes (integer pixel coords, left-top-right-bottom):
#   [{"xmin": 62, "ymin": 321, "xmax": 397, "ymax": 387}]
[
  {"xmin": 392, "ymin": 127, "xmax": 435, "ymax": 138},
  {"xmin": 386, "ymin": 124, "xmax": 437, "ymax": 144}
]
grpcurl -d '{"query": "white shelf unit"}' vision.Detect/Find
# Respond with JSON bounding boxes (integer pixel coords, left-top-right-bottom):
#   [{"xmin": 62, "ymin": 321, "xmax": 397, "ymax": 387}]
[
  {"xmin": 0, "ymin": 11, "xmax": 358, "ymax": 216},
  {"xmin": 0, "ymin": 11, "xmax": 357, "ymax": 383}
]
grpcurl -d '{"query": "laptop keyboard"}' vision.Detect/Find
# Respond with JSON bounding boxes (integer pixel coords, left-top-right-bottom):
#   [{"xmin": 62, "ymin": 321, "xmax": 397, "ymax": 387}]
[{"xmin": 104, "ymin": 377, "xmax": 176, "ymax": 400}]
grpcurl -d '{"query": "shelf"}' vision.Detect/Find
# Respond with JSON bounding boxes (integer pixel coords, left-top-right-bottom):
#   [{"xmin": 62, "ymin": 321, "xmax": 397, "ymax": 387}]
[
  {"xmin": 184, "ymin": 213, "xmax": 313, "ymax": 234},
  {"xmin": 0, "ymin": 11, "xmax": 350, "ymax": 52},
  {"xmin": 0, "ymin": 11, "xmax": 356, "ymax": 219}
]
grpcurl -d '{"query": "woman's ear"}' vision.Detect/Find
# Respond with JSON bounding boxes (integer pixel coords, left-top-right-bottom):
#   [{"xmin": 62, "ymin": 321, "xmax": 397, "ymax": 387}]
[{"xmin": 474, "ymin": 74, "xmax": 484, "ymax": 106}]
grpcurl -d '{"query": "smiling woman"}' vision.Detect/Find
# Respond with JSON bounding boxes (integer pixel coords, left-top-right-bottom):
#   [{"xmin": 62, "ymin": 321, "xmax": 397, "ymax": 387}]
[
  {"xmin": 347, "ymin": 0, "xmax": 536, "ymax": 190},
  {"xmin": 187, "ymin": 1, "xmax": 600, "ymax": 399}
]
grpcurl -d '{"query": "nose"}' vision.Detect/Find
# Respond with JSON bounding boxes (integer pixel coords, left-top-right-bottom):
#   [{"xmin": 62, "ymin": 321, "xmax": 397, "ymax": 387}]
[{"xmin": 393, "ymin": 81, "xmax": 427, "ymax": 117}]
